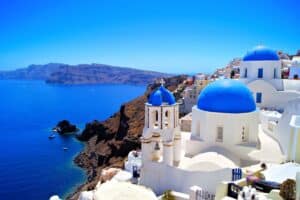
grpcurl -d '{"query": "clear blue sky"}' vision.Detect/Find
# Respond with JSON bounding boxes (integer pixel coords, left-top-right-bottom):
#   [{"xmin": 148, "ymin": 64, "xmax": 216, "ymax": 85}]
[{"xmin": 0, "ymin": 0, "xmax": 299, "ymax": 73}]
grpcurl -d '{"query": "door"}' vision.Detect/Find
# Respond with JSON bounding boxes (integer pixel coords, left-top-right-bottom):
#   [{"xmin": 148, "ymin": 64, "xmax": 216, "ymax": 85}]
[
  {"xmin": 258, "ymin": 68, "xmax": 263, "ymax": 78},
  {"xmin": 256, "ymin": 92, "xmax": 262, "ymax": 103}
]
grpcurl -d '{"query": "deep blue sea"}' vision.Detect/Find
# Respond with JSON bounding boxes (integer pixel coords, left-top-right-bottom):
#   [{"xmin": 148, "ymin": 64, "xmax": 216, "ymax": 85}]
[{"xmin": 0, "ymin": 80, "xmax": 145, "ymax": 200}]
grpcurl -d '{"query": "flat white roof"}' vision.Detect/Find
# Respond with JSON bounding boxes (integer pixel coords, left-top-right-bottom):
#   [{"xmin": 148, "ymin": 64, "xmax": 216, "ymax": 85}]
[
  {"xmin": 262, "ymin": 162, "xmax": 300, "ymax": 183},
  {"xmin": 94, "ymin": 181, "xmax": 157, "ymax": 200},
  {"xmin": 260, "ymin": 110, "xmax": 282, "ymax": 119},
  {"xmin": 179, "ymin": 152, "xmax": 237, "ymax": 171}
]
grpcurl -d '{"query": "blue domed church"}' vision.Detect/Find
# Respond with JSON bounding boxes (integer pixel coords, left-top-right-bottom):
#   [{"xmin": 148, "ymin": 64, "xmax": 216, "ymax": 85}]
[
  {"xmin": 187, "ymin": 79, "xmax": 259, "ymax": 163},
  {"xmin": 137, "ymin": 47, "xmax": 300, "ymax": 197},
  {"xmin": 141, "ymin": 82, "xmax": 181, "ymax": 167},
  {"xmin": 140, "ymin": 79, "xmax": 260, "ymax": 195}
]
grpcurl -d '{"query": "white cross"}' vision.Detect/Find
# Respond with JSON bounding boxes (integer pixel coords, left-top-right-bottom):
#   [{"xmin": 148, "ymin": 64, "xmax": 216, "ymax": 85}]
[{"xmin": 160, "ymin": 78, "xmax": 165, "ymax": 86}]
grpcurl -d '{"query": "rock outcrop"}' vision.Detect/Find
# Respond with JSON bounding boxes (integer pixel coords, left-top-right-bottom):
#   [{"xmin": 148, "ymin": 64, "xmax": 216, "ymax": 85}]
[
  {"xmin": 68, "ymin": 75, "xmax": 187, "ymax": 199},
  {"xmin": 54, "ymin": 120, "xmax": 78, "ymax": 134}
]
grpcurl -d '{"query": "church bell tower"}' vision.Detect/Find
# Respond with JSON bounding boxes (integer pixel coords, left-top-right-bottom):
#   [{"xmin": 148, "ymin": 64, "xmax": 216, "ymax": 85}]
[{"xmin": 141, "ymin": 79, "xmax": 181, "ymax": 166}]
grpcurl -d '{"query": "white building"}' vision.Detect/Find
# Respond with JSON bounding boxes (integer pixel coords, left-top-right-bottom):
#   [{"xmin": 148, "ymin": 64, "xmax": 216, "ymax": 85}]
[
  {"xmin": 238, "ymin": 46, "xmax": 300, "ymax": 163},
  {"xmin": 239, "ymin": 46, "xmax": 300, "ymax": 110},
  {"xmin": 141, "ymin": 84, "xmax": 181, "ymax": 166},
  {"xmin": 187, "ymin": 80, "xmax": 259, "ymax": 166},
  {"xmin": 181, "ymin": 74, "xmax": 210, "ymax": 114},
  {"xmin": 137, "ymin": 47, "xmax": 300, "ymax": 198}
]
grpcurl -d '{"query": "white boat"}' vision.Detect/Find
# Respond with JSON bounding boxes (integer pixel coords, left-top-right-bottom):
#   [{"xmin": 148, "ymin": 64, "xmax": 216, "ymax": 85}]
[{"xmin": 48, "ymin": 134, "xmax": 56, "ymax": 139}]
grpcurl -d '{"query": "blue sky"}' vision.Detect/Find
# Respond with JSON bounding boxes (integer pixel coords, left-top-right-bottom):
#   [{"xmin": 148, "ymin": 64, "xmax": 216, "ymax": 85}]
[{"xmin": 0, "ymin": 0, "xmax": 299, "ymax": 73}]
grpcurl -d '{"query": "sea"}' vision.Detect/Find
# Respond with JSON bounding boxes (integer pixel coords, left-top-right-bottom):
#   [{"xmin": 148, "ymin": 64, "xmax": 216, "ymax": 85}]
[{"xmin": 0, "ymin": 80, "xmax": 146, "ymax": 200}]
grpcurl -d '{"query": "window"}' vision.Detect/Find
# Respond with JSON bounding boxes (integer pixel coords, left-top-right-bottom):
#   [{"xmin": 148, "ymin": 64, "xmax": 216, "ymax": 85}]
[
  {"xmin": 273, "ymin": 68, "xmax": 277, "ymax": 79},
  {"xmin": 241, "ymin": 127, "xmax": 248, "ymax": 142},
  {"xmin": 216, "ymin": 126, "xmax": 223, "ymax": 142},
  {"xmin": 196, "ymin": 120, "xmax": 200, "ymax": 136},
  {"xmin": 258, "ymin": 68, "xmax": 263, "ymax": 78},
  {"xmin": 153, "ymin": 110, "xmax": 159, "ymax": 128},
  {"xmin": 165, "ymin": 111, "xmax": 168, "ymax": 117},
  {"xmin": 164, "ymin": 111, "xmax": 169, "ymax": 128},
  {"xmin": 244, "ymin": 68, "xmax": 248, "ymax": 78},
  {"xmin": 256, "ymin": 93, "xmax": 262, "ymax": 103}
]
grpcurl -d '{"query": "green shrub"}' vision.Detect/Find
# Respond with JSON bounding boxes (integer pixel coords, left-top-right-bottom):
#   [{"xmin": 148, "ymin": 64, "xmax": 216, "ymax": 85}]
[
  {"xmin": 162, "ymin": 190, "xmax": 175, "ymax": 200},
  {"xmin": 280, "ymin": 179, "xmax": 296, "ymax": 200}
]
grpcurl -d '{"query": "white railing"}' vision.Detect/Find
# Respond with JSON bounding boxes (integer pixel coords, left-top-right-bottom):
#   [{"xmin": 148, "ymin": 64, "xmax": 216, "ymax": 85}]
[{"xmin": 190, "ymin": 186, "xmax": 215, "ymax": 200}]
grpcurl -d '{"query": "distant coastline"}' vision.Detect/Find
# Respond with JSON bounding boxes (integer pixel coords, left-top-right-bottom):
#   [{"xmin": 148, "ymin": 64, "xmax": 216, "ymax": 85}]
[{"xmin": 0, "ymin": 63, "xmax": 171, "ymax": 85}]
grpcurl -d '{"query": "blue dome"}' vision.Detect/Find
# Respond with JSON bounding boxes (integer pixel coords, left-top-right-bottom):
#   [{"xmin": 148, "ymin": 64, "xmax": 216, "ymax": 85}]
[
  {"xmin": 148, "ymin": 86, "xmax": 176, "ymax": 106},
  {"xmin": 243, "ymin": 46, "xmax": 279, "ymax": 61},
  {"xmin": 197, "ymin": 79, "xmax": 256, "ymax": 113}
]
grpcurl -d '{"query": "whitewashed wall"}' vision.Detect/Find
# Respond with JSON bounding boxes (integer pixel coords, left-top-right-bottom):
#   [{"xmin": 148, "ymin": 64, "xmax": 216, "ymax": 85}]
[
  {"xmin": 140, "ymin": 161, "xmax": 232, "ymax": 195},
  {"xmin": 239, "ymin": 60, "xmax": 281, "ymax": 84},
  {"xmin": 188, "ymin": 107, "xmax": 259, "ymax": 164},
  {"xmin": 274, "ymin": 98, "xmax": 300, "ymax": 156},
  {"xmin": 284, "ymin": 79, "xmax": 300, "ymax": 91},
  {"xmin": 246, "ymin": 80, "xmax": 299, "ymax": 109}
]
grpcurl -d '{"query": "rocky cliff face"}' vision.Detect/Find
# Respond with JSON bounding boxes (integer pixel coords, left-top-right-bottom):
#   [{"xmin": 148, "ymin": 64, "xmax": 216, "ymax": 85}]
[{"xmin": 68, "ymin": 75, "xmax": 187, "ymax": 199}]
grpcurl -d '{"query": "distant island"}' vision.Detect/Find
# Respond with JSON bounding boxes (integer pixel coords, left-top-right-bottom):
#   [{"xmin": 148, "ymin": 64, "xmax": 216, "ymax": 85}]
[{"xmin": 0, "ymin": 63, "xmax": 171, "ymax": 85}]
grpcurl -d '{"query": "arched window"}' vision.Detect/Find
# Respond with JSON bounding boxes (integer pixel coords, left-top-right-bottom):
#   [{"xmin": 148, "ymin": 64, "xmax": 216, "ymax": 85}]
[
  {"xmin": 153, "ymin": 110, "xmax": 159, "ymax": 128},
  {"xmin": 216, "ymin": 126, "xmax": 223, "ymax": 142},
  {"xmin": 244, "ymin": 68, "xmax": 248, "ymax": 78},
  {"xmin": 165, "ymin": 111, "xmax": 169, "ymax": 117},
  {"xmin": 274, "ymin": 68, "xmax": 277, "ymax": 79},
  {"xmin": 164, "ymin": 111, "xmax": 169, "ymax": 128}
]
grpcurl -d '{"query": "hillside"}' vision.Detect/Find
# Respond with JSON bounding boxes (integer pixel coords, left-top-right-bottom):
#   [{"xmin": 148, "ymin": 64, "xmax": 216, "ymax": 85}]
[
  {"xmin": 46, "ymin": 64, "xmax": 171, "ymax": 85},
  {"xmin": 0, "ymin": 63, "xmax": 63, "ymax": 80},
  {"xmin": 68, "ymin": 75, "xmax": 187, "ymax": 199},
  {"xmin": 0, "ymin": 63, "xmax": 171, "ymax": 85}
]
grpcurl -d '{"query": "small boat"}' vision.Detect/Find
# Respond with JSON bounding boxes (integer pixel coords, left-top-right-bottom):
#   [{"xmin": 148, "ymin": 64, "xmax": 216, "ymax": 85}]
[
  {"xmin": 52, "ymin": 128, "xmax": 58, "ymax": 132},
  {"xmin": 63, "ymin": 147, "xmax": 68, "ymax": 151},
  {"xmin": 48, "ymin": 134, "xmax": 56, "ymax": 139}
]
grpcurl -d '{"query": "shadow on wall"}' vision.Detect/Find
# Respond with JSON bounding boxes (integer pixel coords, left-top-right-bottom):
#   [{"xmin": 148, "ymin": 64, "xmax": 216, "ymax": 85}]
[{"xmin": 199, "ymin": 146, "xmax": 259, "ymax": 167}]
